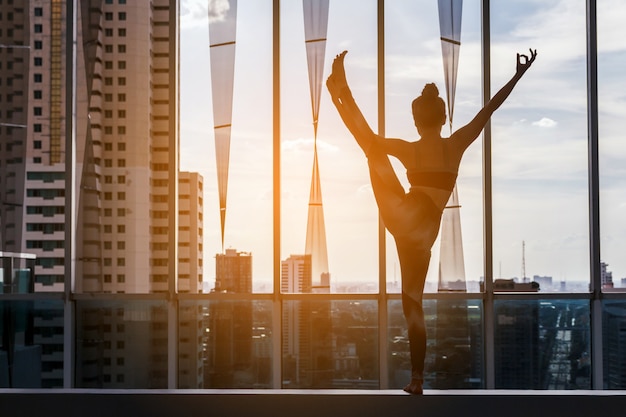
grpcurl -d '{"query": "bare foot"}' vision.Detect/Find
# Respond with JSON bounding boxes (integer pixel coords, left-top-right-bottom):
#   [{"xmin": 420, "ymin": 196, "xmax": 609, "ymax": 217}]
[
  {"xmin": 403, "ymin": 378, "xmax": 423, "ymax": 395},
  {"xmin": 326, "ymin": 51, "xmax": 348, "ymax": 95}
]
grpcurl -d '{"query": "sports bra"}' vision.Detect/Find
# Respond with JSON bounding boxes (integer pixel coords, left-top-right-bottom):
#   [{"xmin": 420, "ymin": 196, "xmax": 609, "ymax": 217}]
[
  {"xmin": 407, "ymin": 170, "xmax": 457, "ymax": 191},
  {"xmin": 406, "ymin": 139, "xmax": 457, "ymax": 191}
]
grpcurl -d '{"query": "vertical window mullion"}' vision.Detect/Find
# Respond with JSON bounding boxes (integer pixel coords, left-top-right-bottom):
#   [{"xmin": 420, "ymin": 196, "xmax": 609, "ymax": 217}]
[
  {"xmin": 64, "ymin": 0, "xmax": 77, "ymax": 389},
  {"xmin": 272, "ymin": 0, "xmax": 283, "ymax": 389},
  {"xmin": 377, "ymin": 0, "xmax": 389, "ymax": 390},
  {"xmin": 481, "ymin": 0, "xmax": 495, "ymax": 390},
  {"xmin": 586, "ymin": 0, "xmax": 603, "ymax": 389}
]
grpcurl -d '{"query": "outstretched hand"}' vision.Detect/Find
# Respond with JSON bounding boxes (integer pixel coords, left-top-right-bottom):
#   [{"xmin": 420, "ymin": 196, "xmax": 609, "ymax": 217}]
[
  {"xmin": 327, "ymin": 50, "xmax": 348, "ymax": 97},
  {"xmin": 516, "ymin": 48, "xmax": 537, "ymax": 76}
]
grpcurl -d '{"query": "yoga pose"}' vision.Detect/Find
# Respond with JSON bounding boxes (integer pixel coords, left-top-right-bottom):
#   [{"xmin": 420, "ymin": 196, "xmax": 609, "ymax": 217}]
[{"xmin": 327, "ymin": 49, "xmax": 537, "ymax": 394}]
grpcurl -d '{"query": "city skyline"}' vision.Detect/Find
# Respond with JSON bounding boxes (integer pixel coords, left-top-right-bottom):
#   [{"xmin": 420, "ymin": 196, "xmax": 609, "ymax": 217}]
[{"xmin": 3, "ymin": 0, "xmax": 626, "ymax": 392}]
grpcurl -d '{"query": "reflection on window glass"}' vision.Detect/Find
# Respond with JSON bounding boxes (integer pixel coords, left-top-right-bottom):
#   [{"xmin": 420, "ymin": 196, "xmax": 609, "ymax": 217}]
[
  {"xmin": 180, "ymin": 300, "xmax": 273, "ymax": 389},
  {"xmin": 603, "ymin": 301, "xmax": 626, "ymax": 388},
  {"xmin": 75, "ymin": 300, "xmax": 168, "ymax": 388},
  {"xmin": 282, "ymin": 300, "xmax": 378, "ymax": 388},
  {"xmin": 494, "ymin": 300, "xmax": 590, "ymax": 389},
  {"xmin": 0, "ymin": 300, "xmax": 64, "ymax": 388},
  {"xmin": 388, "ymin": 299, "xmax": 483, "ymax": 390}
]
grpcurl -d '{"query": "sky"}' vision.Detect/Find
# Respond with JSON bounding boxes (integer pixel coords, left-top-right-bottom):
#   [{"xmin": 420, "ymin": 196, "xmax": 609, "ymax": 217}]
[{"xmin": 179, "ymin": 0, "xmax": 626, "ymax": 291}]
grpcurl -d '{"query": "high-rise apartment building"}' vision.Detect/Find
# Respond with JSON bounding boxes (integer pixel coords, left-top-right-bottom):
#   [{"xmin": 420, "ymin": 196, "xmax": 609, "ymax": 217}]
[
  {"xmin": 1, "ymin": 1, "xmax": 205, "ymax": 388},
  {"xmin": 1, "ymin": 1, "xmax": 202, "ymax": 294},
  {"xmin": 178, "ymin": 171, "xmax": 204, "ymax": 293},
  {"xmin": 280, "ymin": 254, "xmax": 331, "ymax": 387},
  {"xmin": 206, "ymin": 249, "xmax": 253, "ymax": 387}
]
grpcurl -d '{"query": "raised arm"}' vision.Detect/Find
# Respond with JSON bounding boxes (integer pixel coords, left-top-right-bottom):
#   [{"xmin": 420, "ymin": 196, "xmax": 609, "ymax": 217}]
[
  {"xmin": 452, "ymin": 49, "xmax": 537, "ymax": 152},
  {"xmin": 327, "ymin": 51, "xmax": 380, "ymax": 154}
]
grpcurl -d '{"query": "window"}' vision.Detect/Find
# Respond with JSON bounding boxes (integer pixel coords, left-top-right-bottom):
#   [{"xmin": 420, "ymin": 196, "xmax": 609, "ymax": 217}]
[
  {"xmin": 105, "ymin": 28, "xmax": 113, "ymax": 37},
  {"xmin": 34, "ymin": 73, "xmax": 42, "ymax": 82},
  {"xmin": 118, "ymin": 61, "xmax": 126, "ymax": 70},
  {"xmin": 34, "ymin": 107, "xmax": 42, "ymax": 116},
  {"xmin": 34, "ymin": 7, "xmax": 43, "ymax": 16},
  {"xmin": 117, "ymin": 159, "xmax": 126, "ymax": 167},
  {"xmin": 34, "ymin": 90, "xmax": 42, "ymax": 99},
  {"xmin": 34, "ymin": 124, "xmax": 42, "ymax": 132},
  {"xmin": 34, "ymin": 40, "xmax": 42, "ymax": 49},
  {"xmin": 118, "ymin": 28, "xmax": 126, "ymax": 37},
  {"xmin": 118, "ymin": 77, "xmax": 126, "ymax": 86},
  {"xmin": 118, "ymin": 45, "xmax": 126, "ymax": 53},
  {"xmin": 105, "ymin": 61, "xmax": 113, "ymax": 70},
  {"xmin": 105, "ymin": 45, "xmax": 113, "ymax": 53},
  {"xmin": 34, "ymin": 24, "xmax": 42, "ymax": 33},
  {"xmin": 105, "ymin": 12, "xmax": 113, "ymax": 21},
  {"xmin": 118, "ymin": 12, "xmax": 126, "ymax": 20},
  {"xmin": 6, "ymin": 1, "xmax": 626, "ymax": 394}
]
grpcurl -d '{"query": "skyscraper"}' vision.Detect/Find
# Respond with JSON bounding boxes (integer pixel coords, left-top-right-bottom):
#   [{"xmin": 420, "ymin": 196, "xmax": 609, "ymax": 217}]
[
  {"xmin": 207, "ymin": 249, "xmax": 253, "ymax": 387},
  {"xmin": 281, "ymin": 254, "xmax": 331, "ymax": 387},
  {"xmin": 0, "ymin": 1, "xmax": 205, "ymax": 388}
]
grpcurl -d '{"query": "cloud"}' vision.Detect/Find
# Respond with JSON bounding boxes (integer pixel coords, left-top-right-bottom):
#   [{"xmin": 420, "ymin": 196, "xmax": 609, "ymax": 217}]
[
  {"xmin": 180, "ymin": 0, "xmax": 208, "ymax": 29},
  {"xmin": 532, "ymin": 117, "xmax": 558, "ymax": 128},
  {"xmin": 208, "ymin": 0, "xmax": 231, "ymax": 23}
]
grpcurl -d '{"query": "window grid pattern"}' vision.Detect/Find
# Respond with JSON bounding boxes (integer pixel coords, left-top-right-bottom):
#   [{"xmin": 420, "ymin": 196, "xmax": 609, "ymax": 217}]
[{"xmin": 1, "ymin": 0, "xmax": 623, "ymax": 391}]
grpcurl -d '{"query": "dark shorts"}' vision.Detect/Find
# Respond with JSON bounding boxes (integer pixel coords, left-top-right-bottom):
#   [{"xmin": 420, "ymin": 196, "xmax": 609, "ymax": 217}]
[{"xmin": 382, "ymin": 188, "xmax": 444, "ymax": 251}]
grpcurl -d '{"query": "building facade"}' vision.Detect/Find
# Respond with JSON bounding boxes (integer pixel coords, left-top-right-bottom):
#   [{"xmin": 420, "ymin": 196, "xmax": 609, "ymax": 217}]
[{"xmin": 0, "ymin": 0, "xmax": 205, "ymax": 388}]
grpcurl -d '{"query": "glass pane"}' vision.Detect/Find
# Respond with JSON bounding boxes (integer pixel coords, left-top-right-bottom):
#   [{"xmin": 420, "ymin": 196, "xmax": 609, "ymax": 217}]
[
  {"xmin": 603, "ymin": 300, "xmax": 626, "ymax": 388},
  {"xmin": 0, "ymin": 300, "xmax": 64, "ymax": 388},
  {"xmin": 1, "ymin": 253, "xmax": 36, "ymax": 294},
  {"xmin": 385, "ymin": 1, "xmax": 484, "ymax": 295},
  {"xmin": 280, "ymin": 0, "xmax": 380, "ymax": 294},
  {"xmin": 75, "ymin": 300, "xmax": 168, "ymax": 388},
  {"xmin": 181, "ymin": 2, "xmax": 273, "ymax": 293},
  {"xmin": 388, "ymin": 299, "xmax": 483, "ymax": 389},
  {"xmin": 180, "ymin": 300, "xmax": 273, "ymax": 389},
  {"xmin": 282, "ymin": 300, "xmax": 378, "ymax": 388},
  {"xmin": 598, "ymin": 1, "xmax": 626, "ymax": 290},
  {"xmin": 490, "ymin": 1, "xmax": 589, "ymax": 292},
  {"xmin": 0, "ymin": 2, "xmax": 66, "ymax": 293},
  {"xmin": 494, "ymin": 299, "xmax": 590, "ymax": 389}
]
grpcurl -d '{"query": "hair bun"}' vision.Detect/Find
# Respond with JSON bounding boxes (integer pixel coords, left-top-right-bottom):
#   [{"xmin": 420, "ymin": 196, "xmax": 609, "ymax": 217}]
[{"xmin": 421, "ymin": 83, "xmax": 439, "ymax": 98}]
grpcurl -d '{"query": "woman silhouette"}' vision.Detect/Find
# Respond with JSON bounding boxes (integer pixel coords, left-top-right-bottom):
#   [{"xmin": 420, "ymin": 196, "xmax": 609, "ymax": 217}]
[{"xmin": 327, "ymin": 49, "xmax": 537, "ymax": 394}]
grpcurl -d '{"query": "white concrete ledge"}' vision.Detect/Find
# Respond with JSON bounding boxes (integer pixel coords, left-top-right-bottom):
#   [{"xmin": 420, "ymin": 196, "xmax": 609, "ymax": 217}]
[{"xmin": 2, "ymin": 389, "xmax": 626, "ymax": 417}]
